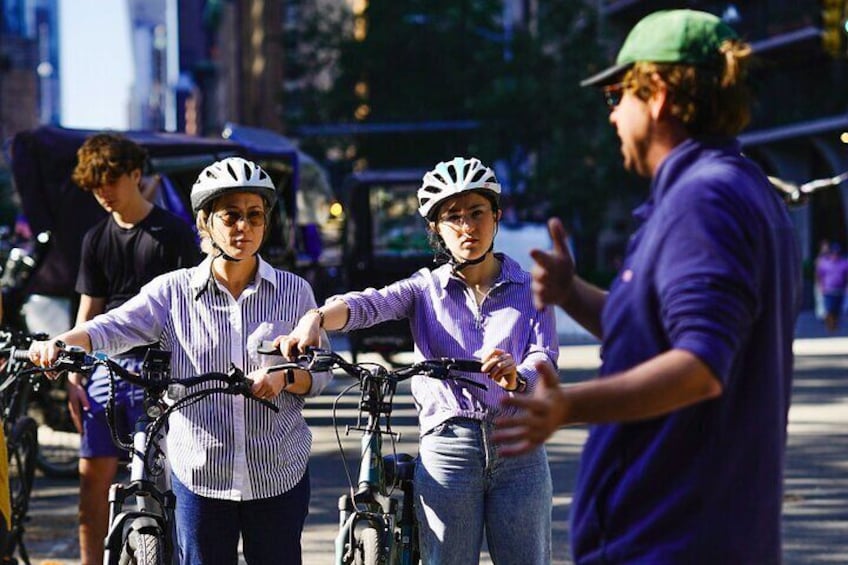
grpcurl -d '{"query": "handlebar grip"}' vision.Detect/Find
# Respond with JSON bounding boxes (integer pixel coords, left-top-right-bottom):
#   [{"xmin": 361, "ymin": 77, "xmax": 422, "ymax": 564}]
[
  {"xmin": 12, "ymin": 349, "xmax": 31, "ymax": 362},
  {"xmin": 442, "ymin": 358, "xmax": 483, "ymax": 373}
]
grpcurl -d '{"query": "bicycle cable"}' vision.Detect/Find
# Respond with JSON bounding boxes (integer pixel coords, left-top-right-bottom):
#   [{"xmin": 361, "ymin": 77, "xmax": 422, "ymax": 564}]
[{"xmin": 332, "ymin": 379, "xmax": 362, "ymax": 509}]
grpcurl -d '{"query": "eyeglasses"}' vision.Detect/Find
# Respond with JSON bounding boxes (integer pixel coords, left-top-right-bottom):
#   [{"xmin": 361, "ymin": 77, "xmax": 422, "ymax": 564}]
[
  {"xmin": 214, "ymin": 209, "xmax": 266, "ymax": 228},
  {"xmin": 602, "ymin": 82, "xmax": 629, "ymax": 110},
  {"xmin": 437, "ymin": 207, "xmax": 495, "ymax": 230}
]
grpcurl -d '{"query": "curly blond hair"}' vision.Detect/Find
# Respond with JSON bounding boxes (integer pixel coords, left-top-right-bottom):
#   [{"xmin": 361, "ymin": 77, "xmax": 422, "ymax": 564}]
[
  {"xmin": 625, "ymin": 39, "xmax": 753, "ymax": 137},
  {"xmin": 71, "ymin": 133, "xmax": 147, "ymax": 191}
]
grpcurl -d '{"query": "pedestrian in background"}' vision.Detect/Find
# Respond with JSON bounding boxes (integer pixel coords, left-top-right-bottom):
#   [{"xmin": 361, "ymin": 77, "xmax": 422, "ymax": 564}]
[
  {"xmin": 814, "ymin": 239, "xmax": 831, "ymax": 320},
  {"xmin": 494, "ymin": 10, "xmax": 802, "ymax": 563},
  {"xmin": 280, "ymin": 156, "xmax": 558, "ymax": 564},
  {"xmin": 66, "ymin": 133, "xmax": 200, "ymax": 564},
  {"xmin": 816, "ymin": 241, "xmax": 848, "ymax": 331}
]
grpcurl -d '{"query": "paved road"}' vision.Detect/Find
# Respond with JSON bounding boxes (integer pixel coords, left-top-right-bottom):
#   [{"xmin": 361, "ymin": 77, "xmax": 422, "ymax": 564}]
[{"xmin": 20, "ymin": 332, "xmax": 848, "ymax": 564}]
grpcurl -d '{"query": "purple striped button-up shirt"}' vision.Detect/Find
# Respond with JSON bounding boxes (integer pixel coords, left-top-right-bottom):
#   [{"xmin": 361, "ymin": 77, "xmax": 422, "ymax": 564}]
[
  {"xmin": 337, "ymin": 253, "xmax": 558, "ymax": 435},
  {"xmin": 81, "ymin": 256, "xmax": 332, "ymax": 500}
]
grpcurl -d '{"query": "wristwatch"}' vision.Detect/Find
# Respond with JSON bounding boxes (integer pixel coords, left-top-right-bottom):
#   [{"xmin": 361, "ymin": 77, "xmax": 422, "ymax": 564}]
[{"xmin": 511, "ymin": 376, "xmax": 528, "ymax": 393}]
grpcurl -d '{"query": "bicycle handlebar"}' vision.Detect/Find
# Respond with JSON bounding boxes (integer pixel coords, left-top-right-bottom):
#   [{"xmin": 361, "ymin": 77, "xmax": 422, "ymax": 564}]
[
  {"xmin": 282, "ymin": 347, "xmax": 487, "ymax": 390},
  {"xmin": 30, "ymin": 346, "xmax": 279, "ymax": 413}
]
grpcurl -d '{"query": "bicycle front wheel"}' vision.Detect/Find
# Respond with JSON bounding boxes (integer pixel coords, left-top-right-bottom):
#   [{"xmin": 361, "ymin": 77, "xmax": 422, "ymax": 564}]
[
  {"xmin": 354, "ymin": 526, "xmax": 386, "ymax": 565},
  {"xmin": 119, "ymin": 530, "xmax": 165, "ymax": 565}
]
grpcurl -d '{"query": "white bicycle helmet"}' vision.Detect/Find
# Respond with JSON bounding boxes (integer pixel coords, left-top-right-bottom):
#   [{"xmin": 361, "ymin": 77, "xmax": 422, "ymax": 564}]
[
  {"xmin": 191, "ymin": 157, "xmax": 277, "ymax": 212},
  {"xmin": 418, "ymin": 157, "xmax": 501, "ymax": 219}
]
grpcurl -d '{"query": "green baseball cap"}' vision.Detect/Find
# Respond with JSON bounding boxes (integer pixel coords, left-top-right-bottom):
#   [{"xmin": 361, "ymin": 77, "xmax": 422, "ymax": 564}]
[{"xmin": 581, "ymin": 9, "xmax": 738, "ymax": 87}]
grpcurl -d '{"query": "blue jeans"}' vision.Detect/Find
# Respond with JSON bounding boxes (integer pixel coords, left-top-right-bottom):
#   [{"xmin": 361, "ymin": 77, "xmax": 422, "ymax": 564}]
[
  {"xmin": 414, "ymin": 418, "xmax": 552, "ymax": 564},
  {"xmin": 172, "ymin": 470, "xmax": 310, "ymax": 564}
]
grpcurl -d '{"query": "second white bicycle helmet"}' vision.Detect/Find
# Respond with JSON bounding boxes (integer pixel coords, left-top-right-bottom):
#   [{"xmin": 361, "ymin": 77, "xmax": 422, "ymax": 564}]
[
  {"xmin": 191, "ymin": 157, "xmax": 277, "ymax": 213},
  {"xmin": 418, "ymin": 157, "xmax": 501, "ymax": 219}
]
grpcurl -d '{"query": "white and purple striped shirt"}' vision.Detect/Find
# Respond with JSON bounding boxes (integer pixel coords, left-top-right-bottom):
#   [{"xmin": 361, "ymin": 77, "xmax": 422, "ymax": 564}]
[
  {"xmin": 336, "ymin": 253, "xmax": 559, "ymax": 435},
  {"xmin": 81, "ymin": 256, "xmax": 332, "ymax": 501}
]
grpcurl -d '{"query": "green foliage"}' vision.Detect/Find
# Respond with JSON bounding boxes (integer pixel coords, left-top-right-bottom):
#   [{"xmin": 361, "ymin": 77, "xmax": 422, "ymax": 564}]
[{"xmin": 286, "ymin": 0, "xmax": 640, "ymax": 273}]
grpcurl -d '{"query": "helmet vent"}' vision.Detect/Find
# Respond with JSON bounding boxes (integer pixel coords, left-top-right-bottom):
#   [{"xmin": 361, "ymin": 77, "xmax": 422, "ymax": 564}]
[
  {"xmin": 422, "ymin": 185, "xmax": 440, "ymax": 194},
  {"xmin": 462, "ymin": 161, "xmax": 472, "ymax": 179},
  {"xmin": 470, "ymin": 169, "xmax": 486, "ymax": 183},
  {"xmin": 226, "ymin": 161, "xmax": 239, "ymax": 180},
  {"xmin": 242, "ymin": 162, "xmax": 252, "ymax": 178}
]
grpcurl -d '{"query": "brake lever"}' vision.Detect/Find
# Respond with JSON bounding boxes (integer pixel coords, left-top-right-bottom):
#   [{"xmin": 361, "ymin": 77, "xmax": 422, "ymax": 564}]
[
  {"xmin": 231, "ymin": 378, "xmax": 281, "ymax": 413},
  {"xmin": 250, "ymin": 395, "xmax": 280, "ymax": 413}
]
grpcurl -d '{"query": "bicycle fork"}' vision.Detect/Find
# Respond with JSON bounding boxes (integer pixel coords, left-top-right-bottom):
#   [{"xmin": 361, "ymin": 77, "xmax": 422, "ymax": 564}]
[
  {"xmin": 334, "ymin": 429, "xmax": 396, "ymax": 564},
  {"xmin": 103, "ymin": 421, "xmax": 176, "ymax": 564}
]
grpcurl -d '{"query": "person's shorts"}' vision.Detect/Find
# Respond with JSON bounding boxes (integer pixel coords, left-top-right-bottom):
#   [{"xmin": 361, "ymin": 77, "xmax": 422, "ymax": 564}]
[
  {"xmin": 823, "ymin": 293, "xmax": 845, "ymax": 317},
  {"xmin": 79, "ymin": 354, "xmax": 146, "ymax": 459}
]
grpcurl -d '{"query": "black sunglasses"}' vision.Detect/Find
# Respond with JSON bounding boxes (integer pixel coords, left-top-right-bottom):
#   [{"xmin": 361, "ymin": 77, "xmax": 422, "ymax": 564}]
[{"xmin": 602, "ymin": 82, "xmax": 629, "ymax": 110}]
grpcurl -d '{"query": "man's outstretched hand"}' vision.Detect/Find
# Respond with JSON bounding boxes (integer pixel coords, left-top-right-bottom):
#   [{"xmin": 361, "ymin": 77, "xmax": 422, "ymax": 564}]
[
  {"xmin": 493, "ymin": 361, "xmax": 568, "ymax": 456},
  {"xmin": 530, "ymin": 218, "xmax": 575, "ymax": 310}
]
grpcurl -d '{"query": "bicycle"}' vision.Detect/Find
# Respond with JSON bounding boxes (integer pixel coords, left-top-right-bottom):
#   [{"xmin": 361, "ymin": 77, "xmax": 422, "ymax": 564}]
[
  {"xmin": 0, "ymin": 230, "xmax": 78, "ymax": 479},
  {"xmin": 28, "ymin": 345, "xmax": 280, "ymax": 565},
  {"xmin": 274, "ymin": 347, "xmax": 484, "ymax": 565},
  {"xmin": 0, "ymin": 328, "xmax": 53, "ymax": 565}
]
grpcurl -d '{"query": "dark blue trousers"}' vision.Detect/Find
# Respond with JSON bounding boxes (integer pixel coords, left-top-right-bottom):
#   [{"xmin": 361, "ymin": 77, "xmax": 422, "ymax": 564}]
[{"xmin": 172, "ymin": 469, "xmax": 310, "ymax": 564}]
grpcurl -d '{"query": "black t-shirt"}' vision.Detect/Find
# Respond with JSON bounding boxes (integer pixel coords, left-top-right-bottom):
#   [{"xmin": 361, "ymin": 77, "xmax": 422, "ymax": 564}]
[{"xmin": 76, "ymin": 206, "xmax": 201, "ymax": 312}]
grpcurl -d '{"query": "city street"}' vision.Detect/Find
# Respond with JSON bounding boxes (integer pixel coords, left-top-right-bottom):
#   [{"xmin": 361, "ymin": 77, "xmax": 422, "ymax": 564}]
[{"xmin": 19, "ymin": 323, "xmax": 848, "ymax": 564}]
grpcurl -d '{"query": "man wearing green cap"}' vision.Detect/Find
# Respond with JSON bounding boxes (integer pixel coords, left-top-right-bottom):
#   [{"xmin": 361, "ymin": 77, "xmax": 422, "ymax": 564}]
[{"xmin": 494, "ymin": 9, "xmax": 802, "ymax": 563}]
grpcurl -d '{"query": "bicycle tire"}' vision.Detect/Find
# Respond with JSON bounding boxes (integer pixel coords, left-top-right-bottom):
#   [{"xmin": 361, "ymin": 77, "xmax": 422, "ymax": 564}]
[
  {"xmin": 7, "ymin": 417, "xmax": 38, "ymax": 521},
  {"xmin": 34, "ymin": 424, "xmax": 78, "ymax": 478},
  {"xmin": 29, "ymin": 384, "xmax": 79, "ymax": 479},
  {"xmin": 119, "ymin": 530, "xmax": 165, "ymax": 565},
  {"xmin": 354, "ymin": 526, "xmax": 386, "ymax": 565}
]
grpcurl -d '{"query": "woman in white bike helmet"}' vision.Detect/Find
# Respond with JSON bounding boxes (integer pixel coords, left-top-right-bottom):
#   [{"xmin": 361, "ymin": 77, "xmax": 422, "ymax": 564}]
[
  {"xmin": 30, "ymin": 156, "xmax": 332, "ymax": 564},
  {"xmin": 281, "ymin": 156, "xmax": 558, "ymax": 564}
]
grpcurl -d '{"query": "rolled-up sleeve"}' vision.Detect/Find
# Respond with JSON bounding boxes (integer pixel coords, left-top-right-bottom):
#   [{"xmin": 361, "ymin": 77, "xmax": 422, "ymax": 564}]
[
  {"xmin": 81, "ymin": 276, "xmax": 168, "ymax": 355},
  {"xmin": 515, "ymin": 304, "xmax": 559, "ymax": 393}
]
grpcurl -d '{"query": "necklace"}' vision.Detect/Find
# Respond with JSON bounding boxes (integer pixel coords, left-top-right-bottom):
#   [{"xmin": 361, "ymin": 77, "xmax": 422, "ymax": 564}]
[{"xmin": 471, "ymin": 283, "xmax": 492, "ymax": 304}]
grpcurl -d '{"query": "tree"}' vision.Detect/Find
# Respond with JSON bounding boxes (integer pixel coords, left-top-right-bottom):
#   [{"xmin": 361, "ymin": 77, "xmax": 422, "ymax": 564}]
[{"xmin": 286, "ymin": 0, "xmax": 637, "ymax": 276}]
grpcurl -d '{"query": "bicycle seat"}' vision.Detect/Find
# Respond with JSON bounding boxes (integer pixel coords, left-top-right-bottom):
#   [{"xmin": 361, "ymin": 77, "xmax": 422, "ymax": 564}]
[{"xmin": 383, "ymin": 453, "xmax": 416, "ymax": 484}]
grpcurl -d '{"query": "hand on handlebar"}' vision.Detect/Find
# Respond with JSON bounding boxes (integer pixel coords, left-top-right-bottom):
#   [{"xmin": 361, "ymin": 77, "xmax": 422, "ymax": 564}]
[
  {"xmin": 480, "ymin": 348, "xmax": 518, "ymax": 391},
  {"xmin": 275, "ymin": 314, "xmax": 322, "ymax": 359},
  {"xmin": 247, "ymin": 366, "xmax": 288, "ymax": 400},
  {"xmin": 27, "ymin": 338, "xmax": 68, "ymax": 379}
]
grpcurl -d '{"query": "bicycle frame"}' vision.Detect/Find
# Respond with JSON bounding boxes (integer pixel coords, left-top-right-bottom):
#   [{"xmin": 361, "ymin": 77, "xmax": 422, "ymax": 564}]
[
  {"xmin": 103, "ymin": 400, "xmax": 176, "ymax": 565},
  {"xmin": 0, "ymin": 330, "xmax": 49, "ymax": 565},
  {"xmin": 315, "ymin": 349, "xmax": 483, "ymax": 565}
]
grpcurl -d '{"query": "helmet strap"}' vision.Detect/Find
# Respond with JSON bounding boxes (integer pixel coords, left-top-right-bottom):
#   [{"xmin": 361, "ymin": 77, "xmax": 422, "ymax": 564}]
[{"xmin": 449, "ymin": 241, "xmax": 494, "ymax": 275}]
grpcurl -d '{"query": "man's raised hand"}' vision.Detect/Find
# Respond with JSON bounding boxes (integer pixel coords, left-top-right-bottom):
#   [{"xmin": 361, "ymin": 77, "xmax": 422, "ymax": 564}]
[{"xmin": 529, "ymin": 217, "xmax": 575, "ymax": 310}]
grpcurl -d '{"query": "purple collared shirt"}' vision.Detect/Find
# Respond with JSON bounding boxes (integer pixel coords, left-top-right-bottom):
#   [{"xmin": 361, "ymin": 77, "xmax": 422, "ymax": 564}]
[{"xmin": 334, "ymin": 253, "xmax": 558, "ymax": 435}]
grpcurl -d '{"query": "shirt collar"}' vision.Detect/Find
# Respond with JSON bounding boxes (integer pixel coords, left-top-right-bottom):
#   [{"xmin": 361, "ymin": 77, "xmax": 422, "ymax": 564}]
[
  {"xmin": 433, "ymin": 252, "xmax": 527, "ymax": 290},
  {"xmin": 634, "ymin": 136, "xmax": 740, "ymax": 223},
  {"xmin": 189, "ymin": 255, "xmax": 278, "ymax": 292}
]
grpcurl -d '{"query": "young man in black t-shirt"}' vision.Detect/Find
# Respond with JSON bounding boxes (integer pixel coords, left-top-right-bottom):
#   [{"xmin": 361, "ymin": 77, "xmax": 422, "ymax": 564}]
[{"xmin": 69, "ymin": 133, "xmax": 199, "ymax": 563}]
